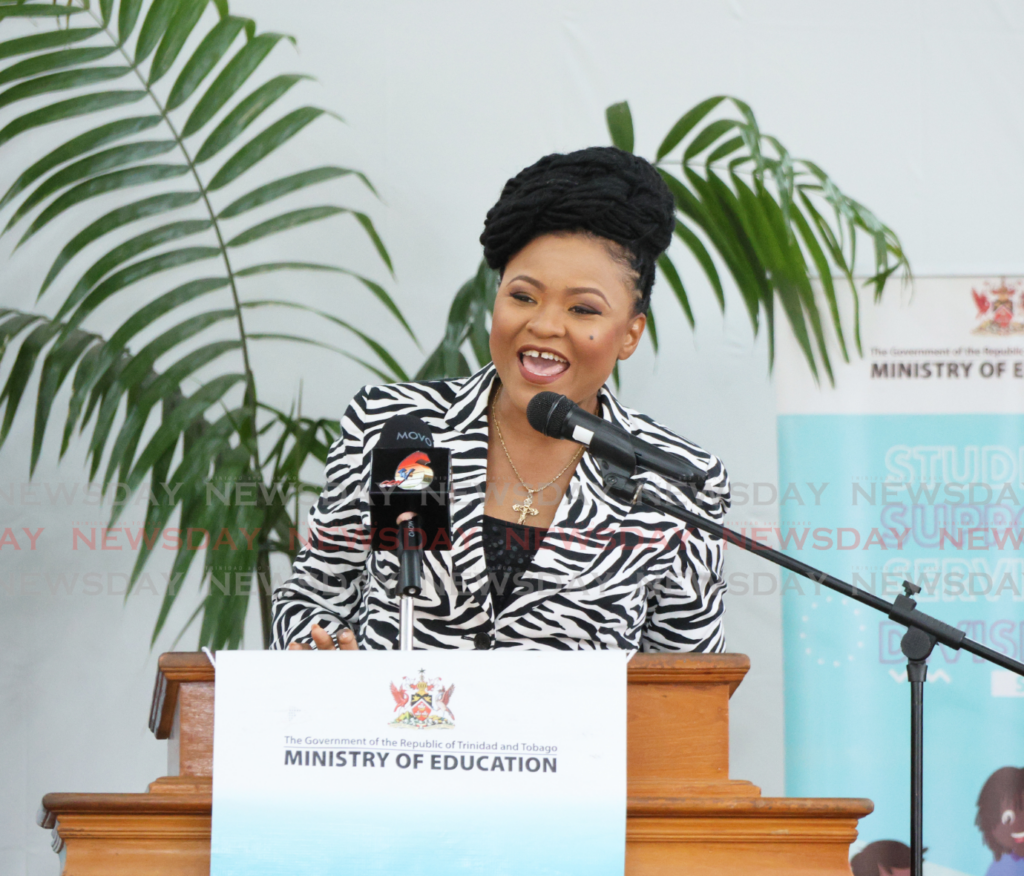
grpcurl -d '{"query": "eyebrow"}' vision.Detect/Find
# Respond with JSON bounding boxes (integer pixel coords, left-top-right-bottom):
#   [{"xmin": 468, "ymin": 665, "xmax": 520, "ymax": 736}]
[{"xmin": 507, "ymin": 274, "xmax": 611, "ymax": 307}]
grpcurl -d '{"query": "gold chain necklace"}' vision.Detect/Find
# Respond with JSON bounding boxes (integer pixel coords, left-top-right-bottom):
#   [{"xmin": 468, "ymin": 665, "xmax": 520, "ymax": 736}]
[{"xmin": 491, "ymin": 385, "xmax": 584, "ymax": 525}]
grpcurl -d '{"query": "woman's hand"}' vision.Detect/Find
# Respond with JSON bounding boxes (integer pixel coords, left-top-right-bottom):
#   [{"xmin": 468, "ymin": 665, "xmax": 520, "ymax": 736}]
[{"xmin": 287, "ymin": 623, "xmax": 358, "ymax": 651}]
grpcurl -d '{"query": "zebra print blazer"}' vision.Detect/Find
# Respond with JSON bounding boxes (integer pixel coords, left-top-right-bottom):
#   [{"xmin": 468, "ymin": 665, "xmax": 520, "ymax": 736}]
[{"xmin": 270, "ymin": 364, "xmax": 731, "ymax": 652}]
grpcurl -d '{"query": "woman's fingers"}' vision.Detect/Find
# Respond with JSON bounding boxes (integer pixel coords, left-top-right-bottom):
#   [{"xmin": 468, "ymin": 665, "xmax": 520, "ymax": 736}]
[
  {"xmin": 293, "ymin": 623, "xmax": 357, "ymax": 651},
  {"xmin": 310, "ymin": 623, "xmax": 335, "ymax": 650}
]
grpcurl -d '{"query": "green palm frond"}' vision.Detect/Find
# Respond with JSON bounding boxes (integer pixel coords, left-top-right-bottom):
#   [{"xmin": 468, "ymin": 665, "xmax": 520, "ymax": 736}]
[
  {"xmin": 0, "ymin": 1, "xmax": 412, "ymax": 649},
  {"xmin": 416, "ymin": 260, "xmax": 497, "ymax": 380},
  {"xmin": 636, "ymin": 96, "xmax": 909, "ymax": 380},
  {"xmin": 424, "ymin": 97, "xmax": 910, "ymax": 384}
]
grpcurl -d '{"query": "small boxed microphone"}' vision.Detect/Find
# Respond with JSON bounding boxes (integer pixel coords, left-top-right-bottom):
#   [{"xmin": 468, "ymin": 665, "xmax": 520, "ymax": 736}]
[{"xmin": 368, "ymin": 447, "xmax": 453, "ymax": 551}]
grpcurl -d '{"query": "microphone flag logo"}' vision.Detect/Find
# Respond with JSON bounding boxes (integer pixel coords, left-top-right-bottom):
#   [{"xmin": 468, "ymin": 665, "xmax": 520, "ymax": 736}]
[
  {"xmin": 379, "ymin": 451, "xmax": 434, "ymax": 490},
  {"xmin": 389, "ymin": 670, "xmax": 455, "ymax": 729}
]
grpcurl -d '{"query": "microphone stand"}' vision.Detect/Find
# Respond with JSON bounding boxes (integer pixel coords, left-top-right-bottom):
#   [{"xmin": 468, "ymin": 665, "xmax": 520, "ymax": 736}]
[
  {"xmin": 597, "ymin": 457, "xmax": 1024, "ymax": 876},
  {"xmin": 395, "ymin": 518, "xmax": 423, "ymax": 651}
]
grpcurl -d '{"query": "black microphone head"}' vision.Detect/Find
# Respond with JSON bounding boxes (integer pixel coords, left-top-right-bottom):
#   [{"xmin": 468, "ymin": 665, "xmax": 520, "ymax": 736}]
[
  {"xmin": 527, "ymin": 391, "xmax": 573, "ymax": 438},
  {"xmin": 377, "ymin": 414, "xmax": 434, "ymax": 449},
  {"xmin": 370, "ymin": 414, "xmax": 452, "ymax": 551}
]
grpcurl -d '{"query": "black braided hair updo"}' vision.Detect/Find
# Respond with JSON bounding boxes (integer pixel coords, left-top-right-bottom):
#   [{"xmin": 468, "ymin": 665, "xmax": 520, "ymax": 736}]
[{"xmin": 479, "ymin": 146, "xmax": 675, "ymax": 314}]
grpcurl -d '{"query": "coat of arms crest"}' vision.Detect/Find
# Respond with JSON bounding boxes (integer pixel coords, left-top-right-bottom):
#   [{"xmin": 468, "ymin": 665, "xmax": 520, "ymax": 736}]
[
  {"xmin": 389, "ymin": 669, "xmax": 455, "ymax": 729},
  {"xmin": 972, "ymin": 280, "xmax": 1024, "ymax": 335}
]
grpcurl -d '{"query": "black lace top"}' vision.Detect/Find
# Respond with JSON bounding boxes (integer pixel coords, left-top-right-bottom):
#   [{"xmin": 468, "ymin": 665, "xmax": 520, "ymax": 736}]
[{"xmin": 481, "ymin": 514, "xmax": 548, "ymax": 614}]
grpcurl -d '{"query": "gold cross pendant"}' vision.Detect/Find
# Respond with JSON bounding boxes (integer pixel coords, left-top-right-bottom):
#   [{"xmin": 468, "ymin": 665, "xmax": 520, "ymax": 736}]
[{"xmin": 512, "ymin": 494, "xmax": 539, "ymax": 525}]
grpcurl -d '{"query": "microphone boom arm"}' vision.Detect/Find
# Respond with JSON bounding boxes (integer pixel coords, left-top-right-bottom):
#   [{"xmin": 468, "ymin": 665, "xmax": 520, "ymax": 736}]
[
  {"xmin": 598, "ymin": 457, "xmax": 1021, "ymax": 671},
  {"xmin": 597, "ymin": 456, "xmax": 1024, "ymax": 876}
]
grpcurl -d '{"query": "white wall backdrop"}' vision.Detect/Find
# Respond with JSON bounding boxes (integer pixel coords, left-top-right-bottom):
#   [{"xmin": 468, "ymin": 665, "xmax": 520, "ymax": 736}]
[{"xmin": 2, "ymin": 1, "xmax": 1023, "ymax": 873}]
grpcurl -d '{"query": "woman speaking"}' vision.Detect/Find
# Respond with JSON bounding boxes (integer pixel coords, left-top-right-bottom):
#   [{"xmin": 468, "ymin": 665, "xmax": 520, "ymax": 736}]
[{"xmin": 272, "ymin": 146, "xmax": 730, "ymax": 652}]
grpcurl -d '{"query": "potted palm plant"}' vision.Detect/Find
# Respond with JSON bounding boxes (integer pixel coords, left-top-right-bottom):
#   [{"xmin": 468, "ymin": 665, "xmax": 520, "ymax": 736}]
[
  {"xmin": 0, "ymin": 1, "xmax": 908, "ymax": 652},
  {"xmin": 0, "ymin": 0, "xmax": 412, "ymax": 648}
]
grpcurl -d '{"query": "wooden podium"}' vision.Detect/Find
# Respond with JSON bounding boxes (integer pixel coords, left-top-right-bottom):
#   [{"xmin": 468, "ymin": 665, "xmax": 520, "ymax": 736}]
[{"xmin": 39, "ymin": 652, "xmax": 871, "ymax": 874}]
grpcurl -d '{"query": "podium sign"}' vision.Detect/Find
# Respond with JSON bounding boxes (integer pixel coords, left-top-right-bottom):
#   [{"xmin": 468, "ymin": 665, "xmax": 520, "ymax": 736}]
[{"xmin": 210, "ymin": 650, "xmax": 628, "ymax": 875}]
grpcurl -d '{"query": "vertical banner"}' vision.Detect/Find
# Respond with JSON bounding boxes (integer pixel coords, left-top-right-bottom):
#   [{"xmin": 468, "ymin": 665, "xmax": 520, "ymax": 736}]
[
  {"xmin": 777, "ymin": 278, "xmax": 1024, "ymax": 876},
  {"xmin": 210, "ymin": 650, "xmax": 627, "ymax": 876}
]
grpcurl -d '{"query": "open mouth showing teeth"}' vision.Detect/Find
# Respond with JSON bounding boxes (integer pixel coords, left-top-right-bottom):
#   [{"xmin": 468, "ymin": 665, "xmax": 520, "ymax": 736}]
[
  {"xmin": 519, "ymin": 349, "xmax": 569, "ymax": 378},
  {"xmin": 1013, "ymin": 832, "xmax": 1024, "ymax": 841}
]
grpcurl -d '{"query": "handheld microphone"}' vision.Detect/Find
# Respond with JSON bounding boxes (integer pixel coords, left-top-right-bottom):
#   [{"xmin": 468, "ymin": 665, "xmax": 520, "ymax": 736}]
[
  {"xmin": 369, "ymin": 415, "xmax": 453, "ymax": 555},
  {"xmin": 369, "ymin": 415, "xmax": 451, "ymax": 649},
  {"xmin": 526, "ymin": 392, "xmax": 707, "ymax": 490}
]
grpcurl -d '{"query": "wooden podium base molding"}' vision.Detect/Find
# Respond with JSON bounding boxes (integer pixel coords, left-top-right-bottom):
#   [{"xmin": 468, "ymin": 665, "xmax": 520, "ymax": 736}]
[{"xmin": 40, "ymin": 653, "xmax": 871, "ymax": 875}]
